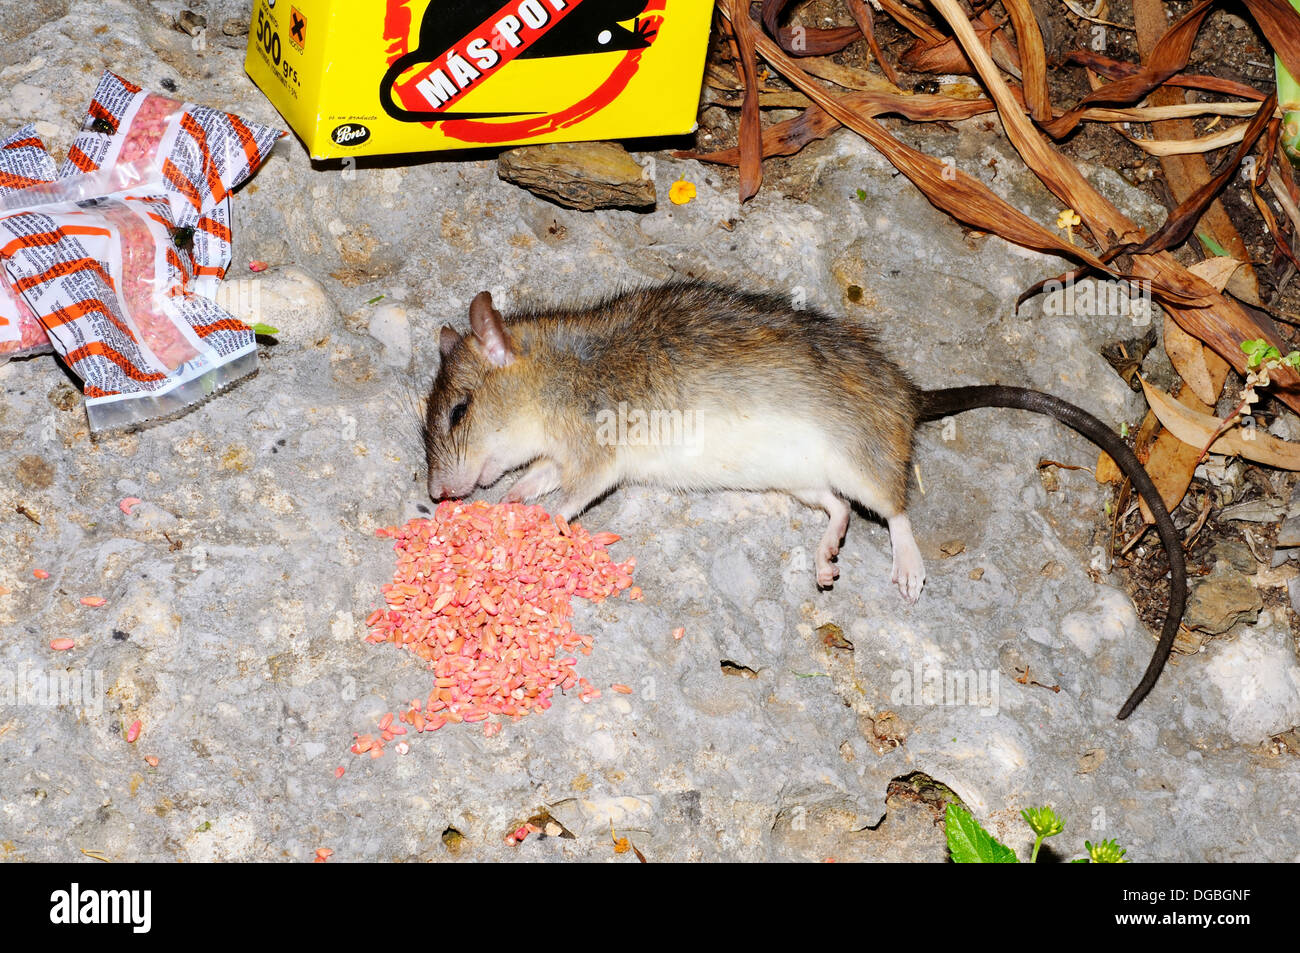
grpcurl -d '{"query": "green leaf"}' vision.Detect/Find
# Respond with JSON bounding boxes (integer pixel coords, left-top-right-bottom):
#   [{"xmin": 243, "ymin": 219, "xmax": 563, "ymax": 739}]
[
  {"xmin": 367, "ymin": 295, "xmax": 386, "ymax": 305},
  {"xmin": 855, "ymin": 188, "xmax": 867, "ymax": 201},
  {"xmin": 1241, "ymin": 339, "xmax": 1269, "ymax": 368},
  {"xmin": 946, "ymin": 803, "xmax": 1018, "ymax": 863},
  {"xmin": 250, "ymin": 323, "xmax": 280, "ymax": 336},
  {"xmin": 1197, "ymin": 232, "xmax": 1230, "ymax": 257}
]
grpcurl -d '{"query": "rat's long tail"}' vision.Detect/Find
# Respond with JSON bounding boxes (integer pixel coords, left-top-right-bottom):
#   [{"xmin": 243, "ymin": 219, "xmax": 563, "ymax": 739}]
[{"xmin": 919, "ymin": 384, "xmax": 1186, "ymax": 720}]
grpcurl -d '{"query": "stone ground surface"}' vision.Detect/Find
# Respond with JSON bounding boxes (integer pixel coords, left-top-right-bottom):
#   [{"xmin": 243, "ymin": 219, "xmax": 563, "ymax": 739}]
[{"xmin": 1, "ymin": 1, "xmax": 1298, "ymax": 862}]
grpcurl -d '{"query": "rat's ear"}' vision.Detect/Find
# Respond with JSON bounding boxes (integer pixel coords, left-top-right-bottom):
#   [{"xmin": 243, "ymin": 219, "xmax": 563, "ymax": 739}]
[
  {"xmin": 439, "ymin": 325, "xmax": 461, "ymax": 358},
  {"xmin": 468, "ymin": 291, "xmax": 513, "ymax": 368}
]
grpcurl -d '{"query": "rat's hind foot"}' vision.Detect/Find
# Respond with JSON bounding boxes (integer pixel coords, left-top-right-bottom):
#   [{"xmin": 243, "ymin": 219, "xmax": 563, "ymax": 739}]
[
  {"xmin": 794, "ymin": 490, "xmax": 850, "ymax": 589},
  {"xmin": 888, "ymin": 513, "xmax": 925, "ymax": 603}
]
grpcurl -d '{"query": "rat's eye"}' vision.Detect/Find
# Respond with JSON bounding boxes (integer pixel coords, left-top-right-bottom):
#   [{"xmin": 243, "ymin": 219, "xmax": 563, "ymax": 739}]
[{"xmin": 448, "ymin": 398, "xmax": 470, "ymax": 429}]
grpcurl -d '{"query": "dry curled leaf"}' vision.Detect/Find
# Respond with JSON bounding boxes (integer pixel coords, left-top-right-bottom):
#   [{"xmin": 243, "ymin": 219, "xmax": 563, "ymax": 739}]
[
  {"xmin": 1164, "ymin": 313, "xmax": 1218, "ymax": 406},
  {"xmin": 1123, "ymin": 122, "xmax": 1250, "ymax": 156},
  {"xmin": 1141, "ymin": 378, "xmax": 1300, "ymax": 470},
  {"xmin": 727, "ymin": 0, "xmax": 763, "ymax": 203},
  {"xmin": 1096, "ymin": 450, "xmax": 1123, "ymax": 484}
]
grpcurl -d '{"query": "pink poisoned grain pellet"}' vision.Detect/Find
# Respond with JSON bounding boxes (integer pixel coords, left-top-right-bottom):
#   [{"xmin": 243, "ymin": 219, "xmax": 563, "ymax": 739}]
[
  {"xmin": 144, "ymin": 756, "xmax": 159, "ymax": 767},
  {"xmin": 395, "ymin": 741, "xmax": 410, "ymax": 755},
  {"xmin": 119, "ymin": 497, "xmax": 141, "ymax": 515},
  {"xmin": 125, "ymin": 720, "xmax": 142, "ymax": 743},
  {"xmin": 49, "ymin": 638, "xmax": 76, "ymax": 651},
  {"xmin": 80, "ymin": 596, "xmax": 107, "ymax": 607},
  {"xmin": 33, "ymin": 568, "xmax": 50, "ymax": 580},
  {"xmin": 672, "ymin": 627, "xmax": 685, "ymax": 640},
  {"xmin": 611, "ymin": 684, "xmax": 633, "ymax": 695},
  {"xmin": 248, "ymin": 260, "xmax": 268, "ymax": 272},
  {"xmin": 362, "ymin": 501, "xmax": 637, "ymax": 741},
  {"xmin": 314, "ymin": 847, "xmax": 333, "ymax": 863}
]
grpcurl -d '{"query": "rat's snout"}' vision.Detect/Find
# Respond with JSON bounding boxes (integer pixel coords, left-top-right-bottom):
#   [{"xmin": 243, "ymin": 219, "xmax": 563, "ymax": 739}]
[
  {"xmin": 426, "ymin": 477, "xmax": 457, "ymax": 502},
  {"xmin": 427, "ymin": 468, "xmax": 476, "ymax": 502}
]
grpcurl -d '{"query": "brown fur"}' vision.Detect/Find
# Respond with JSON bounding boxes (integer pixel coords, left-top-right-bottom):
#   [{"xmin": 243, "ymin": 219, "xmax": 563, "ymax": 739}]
[{"xmin": 425, "ymin": 280, "xmax": 921, "ymax": 509}]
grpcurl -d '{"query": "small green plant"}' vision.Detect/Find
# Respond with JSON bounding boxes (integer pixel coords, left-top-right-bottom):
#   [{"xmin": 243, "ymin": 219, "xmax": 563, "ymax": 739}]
[
  {"xmin": 1241, "ymin": 338, "xmax": 1300, "ymax": 375},
  {"xmin": 1196, "ymin": 232, "xmax": 1230, "ymax": 258},
  {"xmin": 945, "ymin": 803, "xmax": 1128, "ymax": 863},
  {"xmin": 1084, "ymin": 838, "xmax": 1128, "ymax": 863},
  {"xmin": 1020, "ymin": 806, "xmax": 1065, "ymax": 862}
]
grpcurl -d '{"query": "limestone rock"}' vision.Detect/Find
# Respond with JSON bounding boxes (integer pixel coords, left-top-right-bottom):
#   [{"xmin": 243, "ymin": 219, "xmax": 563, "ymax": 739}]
[{"xmin": 497, "ymin": 142, "xmax": 655, "ymax": 211}]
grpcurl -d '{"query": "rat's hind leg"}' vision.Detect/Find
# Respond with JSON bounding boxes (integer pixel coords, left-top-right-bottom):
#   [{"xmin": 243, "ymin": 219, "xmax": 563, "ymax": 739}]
[
  {"xmin": 792, "ymin": 490, "xmax": 851, "ymax": 588},
  {"xmin": 833, "ymin": 473, "xmax": 926, "ymax": 603},
  {"xmin": 887, "ymin": 513, "xmax": 925, "ymax": 604}
]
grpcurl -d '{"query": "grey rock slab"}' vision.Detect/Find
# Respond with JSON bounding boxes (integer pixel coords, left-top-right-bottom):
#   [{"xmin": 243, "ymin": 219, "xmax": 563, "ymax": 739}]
[
  {"xmin": 1185, "ymin": 565, "xmax": 1264, "ymax": 635},
  {"xmin": 0, "ymin": 0, "xmax": 1297, "ymax": 863}
]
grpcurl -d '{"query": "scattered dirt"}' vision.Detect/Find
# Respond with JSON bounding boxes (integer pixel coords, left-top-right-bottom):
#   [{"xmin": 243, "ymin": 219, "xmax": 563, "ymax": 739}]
[{"xmin": 15, "ymin": 454, "xmax": 54, "ymax": 489}]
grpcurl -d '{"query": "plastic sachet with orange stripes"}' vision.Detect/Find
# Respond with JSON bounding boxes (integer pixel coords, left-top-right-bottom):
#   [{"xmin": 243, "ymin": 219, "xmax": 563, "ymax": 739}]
[
  {"xmin": 0, "ymin": 71, "xmax": 283, "ymax": 431},
  {"xmin": 0, "ymin": 125, "xmax": 57, "ymax": 363}
]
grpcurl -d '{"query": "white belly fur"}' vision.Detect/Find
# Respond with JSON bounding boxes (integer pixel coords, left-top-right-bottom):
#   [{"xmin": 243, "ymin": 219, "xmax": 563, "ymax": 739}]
[{"xmin": 614, "ymin": 412, "xmax": 837, "ymax": 492}]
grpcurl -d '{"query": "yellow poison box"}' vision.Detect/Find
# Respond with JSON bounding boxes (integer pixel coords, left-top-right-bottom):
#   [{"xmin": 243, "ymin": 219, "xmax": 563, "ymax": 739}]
[{"xmin": 244, "ymin": 0, "xmax": 715, "ymax": 159}]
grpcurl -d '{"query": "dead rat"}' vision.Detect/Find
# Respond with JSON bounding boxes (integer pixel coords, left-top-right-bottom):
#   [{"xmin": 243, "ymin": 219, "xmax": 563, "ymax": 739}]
[{"xmin": 424, "ymin": 280, "xmax": 1186, "ymax": 720}]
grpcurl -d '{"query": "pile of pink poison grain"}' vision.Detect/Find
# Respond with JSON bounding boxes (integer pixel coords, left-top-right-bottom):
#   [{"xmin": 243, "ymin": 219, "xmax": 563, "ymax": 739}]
[{"xmin": 357, "ymin": 500, "xmax": 638, "ymax": 754}]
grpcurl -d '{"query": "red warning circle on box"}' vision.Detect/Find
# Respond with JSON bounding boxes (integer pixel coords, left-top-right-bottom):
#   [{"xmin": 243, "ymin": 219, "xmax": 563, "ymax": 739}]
[{"xmin": 379, "ymin": 0, "xmax": 665, "ymax": 144}]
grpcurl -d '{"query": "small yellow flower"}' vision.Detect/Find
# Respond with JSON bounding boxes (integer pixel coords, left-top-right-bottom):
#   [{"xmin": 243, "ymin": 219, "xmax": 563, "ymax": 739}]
[
  {"xmin": 669, "ymin": 178, "xmax": 697, "ymax": 205},
  {"xmin": 1056, "ymin": 208, "xmax": 1082, "ymax": 244}
]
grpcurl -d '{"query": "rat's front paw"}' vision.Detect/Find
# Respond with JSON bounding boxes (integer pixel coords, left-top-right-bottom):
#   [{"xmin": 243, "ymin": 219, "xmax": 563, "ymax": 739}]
[{"xmin": 502, "ymin": 460, "xmax": 560, "ymax": 504}]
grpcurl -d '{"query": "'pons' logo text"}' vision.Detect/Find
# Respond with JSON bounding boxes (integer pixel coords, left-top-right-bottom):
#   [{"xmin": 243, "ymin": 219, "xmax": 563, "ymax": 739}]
[{"xmin": 50, "ymin": 883, "xmax": 151, "ymax": 933}]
